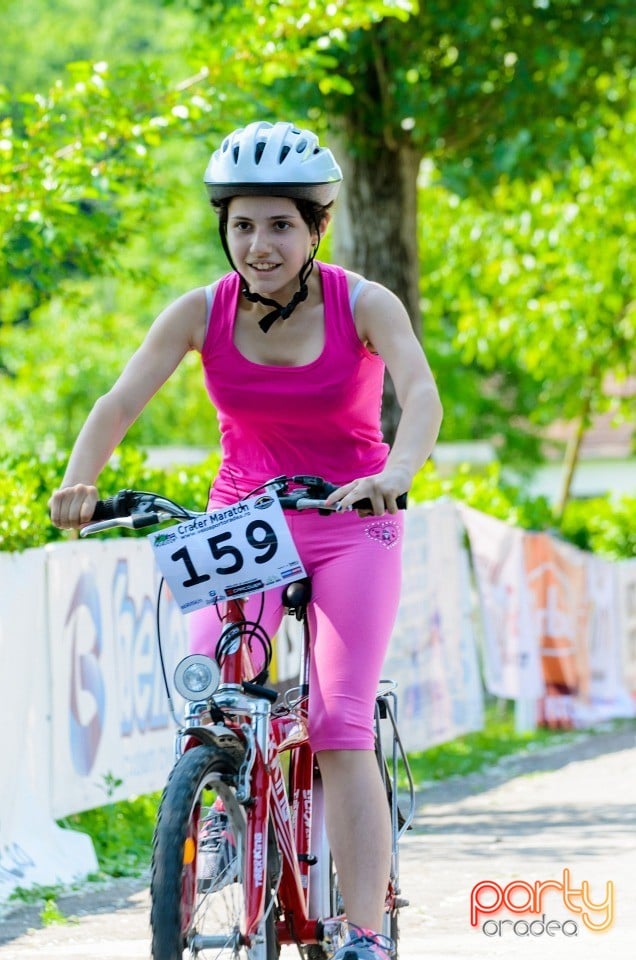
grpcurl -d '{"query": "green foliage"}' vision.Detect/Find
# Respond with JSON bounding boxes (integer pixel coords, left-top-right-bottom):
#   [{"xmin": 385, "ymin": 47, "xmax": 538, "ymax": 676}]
[
  {"xmin": 0, "ymin": 57, "xmax": 218, "ymax": 341},
  {"xmin": 58, "ymin": 792, "xmax": 161, "ymax": 878},
  {"xmin": 1, "ymin": 450, "xmax": 633, "ymax": 560},
  {"xmin": 254, "ymin": 0, "xmax": 635, "ymax": 178},
  {"xmin": 419, "ymin": 179, "xmax": 547, "ymax": 466},
  {"xmin": 9, "ymin": 882, "xmax": 66, "ymax": 905},
  {"xmin": 8, "ymin": 881, "xmax": 79, "ymax": 926},
  {"xmin": 2, "ymin": 0, "xmax": 635, "ymax": 507},
  {"xmin": 0, "ymin": 451, "xmax": 70, "ymax": 552},
  {"xmin": 411, "ymin": 461, "xmax": 556, "ymax": 531},
  {"xmin": 418, "ymin": 99, "xmax": 635, "ymax": 476},
  {"xmin": 560, "ymin": 495, "xmax": 636, "ymax": 561},
  {"xmin": 0, "ymin": 0, "xmax": 196, "ymax": 94},
  {"xmin": 39, "ymin": 897, "xmax": 77, "ymax": 926},
  {"xmin": 448, "ymin": 110, "xmax": 636, "ymax": 425},
  {"xmin": 0, "ymin": 285, "xmax": 219, "ymax": 454},
  {"xmin": 406, "ymin": 707, "xmax": 636, "ymax": 786},
  {"xmin": 0, "ymin": 0, "xmax": 235, "ymax": 450},
  {"xmin": 0, "ymin": 446, "xmax": 219, "ymax": 552},
  {"xmin": 411, "ymin": 461, "xmax": 636, "ymax": 558}
]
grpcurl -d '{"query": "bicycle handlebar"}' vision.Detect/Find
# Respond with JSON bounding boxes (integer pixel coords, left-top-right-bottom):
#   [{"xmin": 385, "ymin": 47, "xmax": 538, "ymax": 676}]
[{"xmin": 80, "ymin": 475, "xmax": 407, "ymax": 537}]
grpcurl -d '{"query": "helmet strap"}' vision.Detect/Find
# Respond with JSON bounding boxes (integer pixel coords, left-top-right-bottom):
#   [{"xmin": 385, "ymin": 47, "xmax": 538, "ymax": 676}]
[
  {"xmin": 219, "ymin": 215, "xmax": 321, "ymax": 334},
  {"xmin": 248, "ymin": 255, "xmax": 316, "ymax": 333}
]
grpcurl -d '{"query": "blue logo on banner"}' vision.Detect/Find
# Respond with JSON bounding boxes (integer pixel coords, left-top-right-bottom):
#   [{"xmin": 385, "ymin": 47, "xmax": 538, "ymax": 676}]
[{"xmin": 67, "ymin": 572, "xmax": 105, "ymax": 776}]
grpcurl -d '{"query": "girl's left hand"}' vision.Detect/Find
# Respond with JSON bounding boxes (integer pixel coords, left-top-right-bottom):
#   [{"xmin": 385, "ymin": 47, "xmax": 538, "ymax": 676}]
[{"xmin": 325, "ymin": 468, "xmax": 411, "ymax": 517}]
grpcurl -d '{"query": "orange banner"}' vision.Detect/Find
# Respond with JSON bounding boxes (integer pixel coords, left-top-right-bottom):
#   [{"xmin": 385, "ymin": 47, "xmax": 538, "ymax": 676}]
[{"xmin": 523, "ymin": 534, "xmax": 591, "ymax": 729}]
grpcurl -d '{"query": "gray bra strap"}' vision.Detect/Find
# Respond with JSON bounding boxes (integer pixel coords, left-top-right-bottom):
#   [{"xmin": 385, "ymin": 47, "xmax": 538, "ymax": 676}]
[
  {"xmin": 204, "ymin": 284, "xmax": 215, "ymax": 342},
  {"xmin": 350, "ymin": 278, "xmax": 367, "ymax": 313}
]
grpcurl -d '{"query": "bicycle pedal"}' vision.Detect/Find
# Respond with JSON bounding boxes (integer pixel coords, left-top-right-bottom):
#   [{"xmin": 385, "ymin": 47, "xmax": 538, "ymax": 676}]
[
  {"xmin": 394, "ymin": 897, "xmax": 410, "ymax": 908},
  {"xmin": 298, "ymin": 853, "xmax": 318, "ymax": 865}
]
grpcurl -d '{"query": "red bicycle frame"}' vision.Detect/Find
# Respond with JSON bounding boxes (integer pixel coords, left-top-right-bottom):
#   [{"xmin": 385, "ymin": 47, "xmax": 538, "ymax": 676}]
[{"xmin": 213, "ymin": 595, "xmax": 334, "ymax": 949}]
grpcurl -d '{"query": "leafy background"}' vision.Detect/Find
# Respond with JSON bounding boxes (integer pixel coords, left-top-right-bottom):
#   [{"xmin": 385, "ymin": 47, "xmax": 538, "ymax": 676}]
[{"xmin": 1, "ymin": 0, "xmax": 634, "ymax": 546}]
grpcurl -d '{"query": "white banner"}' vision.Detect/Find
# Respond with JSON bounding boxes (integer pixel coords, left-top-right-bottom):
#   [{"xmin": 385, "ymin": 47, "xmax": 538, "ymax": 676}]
[
  {"xmin": 2, "ymin": 501, "xmax": 633, "ymax": 902},
  {"xmin": 616, "ymin": 559, "xmax": 636, "ymax": 706},
  {"xmin": 460, "ymin": 505, "xmax": 544, "ymax": 700},
  {"xmin": 384, "ymin": 500, "xmax": 484, "ymax": 752},
  {"xmin": 0, "ymin": 550, "xmax": 97, "ymax": 902},
  {"xmin": 46, "ymin": 539, "xmax": 190, "ymax": 818},
  {"xmin": 585, "ymin": 553, "xmax": 634, "ymax": 722}
]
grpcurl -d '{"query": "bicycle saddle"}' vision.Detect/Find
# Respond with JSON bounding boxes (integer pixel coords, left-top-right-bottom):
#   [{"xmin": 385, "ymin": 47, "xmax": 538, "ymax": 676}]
[{"xmin": 282, "ymin": 578, "xmax": 312, "ymax": 619}]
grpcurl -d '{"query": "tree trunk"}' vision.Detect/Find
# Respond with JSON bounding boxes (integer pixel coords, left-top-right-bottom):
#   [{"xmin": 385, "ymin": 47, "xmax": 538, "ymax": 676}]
[
  {"xmin": 555, "ymin": 369, "xmax": 601, "ymax": 520},
  {"xmin": 330, "ymin": 136, "xmax": 422, "ymax": 444},
  {"xmin": 555, "ymin": 400, "xmax": 591, "ymax": 522}
]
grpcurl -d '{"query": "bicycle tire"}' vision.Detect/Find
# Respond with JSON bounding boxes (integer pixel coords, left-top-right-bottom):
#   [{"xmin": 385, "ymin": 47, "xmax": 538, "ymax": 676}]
[
  {"xmin": 305, "ymin": 854, "xmax": 346, "ymax": 960},
  {"xmin": 305, "ymin": 849, "xmax": 344, "ymax": 960},
  {"xmin": 150, "ymin": 743, "xmax": 279, "ymax": 960}
]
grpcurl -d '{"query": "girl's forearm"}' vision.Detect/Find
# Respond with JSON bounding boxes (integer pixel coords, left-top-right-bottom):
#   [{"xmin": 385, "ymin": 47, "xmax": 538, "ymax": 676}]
[
  {"xmin": 60, "ymin": 393, "xmax": 133, "ymax": 487},
  {"xmin": 384, "ymin": 383, "xmax": 443, "ymax": 485}
]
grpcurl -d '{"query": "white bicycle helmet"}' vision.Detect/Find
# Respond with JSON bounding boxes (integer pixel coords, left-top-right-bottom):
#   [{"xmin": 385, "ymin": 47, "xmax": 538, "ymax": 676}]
[{"xmin": 204, "ymin": 121, "xmax": 342, "ymax": 204}]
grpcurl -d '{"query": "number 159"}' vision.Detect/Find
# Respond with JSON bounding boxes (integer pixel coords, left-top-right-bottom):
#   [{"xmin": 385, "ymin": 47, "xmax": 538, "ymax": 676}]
[{"xmin": 170, "ymin": 520, "xmax": 278, "ymax": 588}]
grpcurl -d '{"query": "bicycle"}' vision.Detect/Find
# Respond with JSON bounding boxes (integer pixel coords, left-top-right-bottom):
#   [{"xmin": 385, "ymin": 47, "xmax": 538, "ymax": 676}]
[{"xmin": 80, "ymin": 475, "xmax": 415, "ymax": 960}]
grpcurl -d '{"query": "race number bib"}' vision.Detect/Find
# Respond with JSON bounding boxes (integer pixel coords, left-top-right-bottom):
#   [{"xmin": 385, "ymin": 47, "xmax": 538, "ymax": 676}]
[{"xmin": 148, "ymin": 495, "xmax": 305, "ymax": 614}]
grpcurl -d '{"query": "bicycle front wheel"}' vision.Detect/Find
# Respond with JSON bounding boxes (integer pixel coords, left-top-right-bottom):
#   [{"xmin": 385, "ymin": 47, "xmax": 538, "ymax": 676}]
[{"xmin": 150, "ymin": 743, "xmax": 278, "ymax": 960}]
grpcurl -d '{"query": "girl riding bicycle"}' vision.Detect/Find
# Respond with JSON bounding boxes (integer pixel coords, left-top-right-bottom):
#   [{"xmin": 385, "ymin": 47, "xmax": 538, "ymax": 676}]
[{"xmin": 49, "ymin": 120, "xmax": 442, "ymax": 960}]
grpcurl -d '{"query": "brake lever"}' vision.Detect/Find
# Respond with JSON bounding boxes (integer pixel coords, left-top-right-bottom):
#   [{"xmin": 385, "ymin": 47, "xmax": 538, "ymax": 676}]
[
  {"xmin": 80, "ymin": 517, "xmax": 137, "ymax": 537},
  {"xmin": 80, "ymin": 510, "xmax": 167, "ymax": 537}
]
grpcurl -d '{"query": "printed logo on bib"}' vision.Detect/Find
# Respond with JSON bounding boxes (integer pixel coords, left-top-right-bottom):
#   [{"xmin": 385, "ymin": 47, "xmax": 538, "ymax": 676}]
[{"xmin": 365, "ymin": 520, "xmax": 400, "ymax": 549}]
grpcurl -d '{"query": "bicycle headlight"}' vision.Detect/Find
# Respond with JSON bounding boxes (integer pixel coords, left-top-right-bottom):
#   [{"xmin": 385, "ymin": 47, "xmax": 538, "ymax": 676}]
[{"xmin": 174, "ymin": 654, "xmax": 221, "ymax": 701}]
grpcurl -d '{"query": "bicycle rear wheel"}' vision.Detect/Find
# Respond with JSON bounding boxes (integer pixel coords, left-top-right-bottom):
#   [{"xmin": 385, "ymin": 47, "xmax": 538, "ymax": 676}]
[
  {"xmin": 150, "ymin": 743, "xmax": 279, "ymax": 960},
  {"xmin": 306, "ymin": 776, "xmax": 345, "ymax": 960}
]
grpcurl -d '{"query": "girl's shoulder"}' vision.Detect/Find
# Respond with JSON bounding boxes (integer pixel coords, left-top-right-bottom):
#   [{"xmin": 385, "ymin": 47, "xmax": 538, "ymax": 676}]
[
  {"xmin": 163, "ymin": 281, "xmax": 223, "ymax": 354},
  {"xmin": 320, "ymin": 263, "xmax": 368, "ymax": 302},
  {"xmin": 335, "ymin": 269, "xmax": 395, "ymax": 317}
]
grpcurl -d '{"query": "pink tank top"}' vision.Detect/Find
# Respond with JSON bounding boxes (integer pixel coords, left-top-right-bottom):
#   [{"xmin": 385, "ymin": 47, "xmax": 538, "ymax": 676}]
[{"xmin": 201, "ymin": 262, "xmax": 389, "ymax": 503}]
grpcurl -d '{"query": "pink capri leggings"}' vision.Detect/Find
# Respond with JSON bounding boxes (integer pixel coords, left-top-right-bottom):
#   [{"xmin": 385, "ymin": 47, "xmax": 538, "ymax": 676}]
[{"xmin": 189, "ymin": 508, "xmax": 404, "ymax": 753}]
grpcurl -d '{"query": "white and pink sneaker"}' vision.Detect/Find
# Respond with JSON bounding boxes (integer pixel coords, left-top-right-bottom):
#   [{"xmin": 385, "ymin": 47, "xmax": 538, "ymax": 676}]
[{"xmin": 331, "ymin": 926, "xmax": 395, "ymax": 960}]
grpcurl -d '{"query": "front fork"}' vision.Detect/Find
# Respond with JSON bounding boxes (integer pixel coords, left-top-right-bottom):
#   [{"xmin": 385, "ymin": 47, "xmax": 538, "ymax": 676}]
[{"xmin": 177, "ymin": 691, "xmax": 277, "ymax": 946}]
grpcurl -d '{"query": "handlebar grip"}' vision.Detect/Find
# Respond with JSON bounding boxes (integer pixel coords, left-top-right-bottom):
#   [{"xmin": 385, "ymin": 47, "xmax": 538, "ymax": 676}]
[
  {"xmin": 91, "ymin": 490, "xmax": 135, "ymax": 521},
  {"xmin": 352, "ymin": 492, "xmax": 408, "ymax": 511},
  {"xmin": 242, "ymin": 681, "xmax": 279, "ymax": 704}
]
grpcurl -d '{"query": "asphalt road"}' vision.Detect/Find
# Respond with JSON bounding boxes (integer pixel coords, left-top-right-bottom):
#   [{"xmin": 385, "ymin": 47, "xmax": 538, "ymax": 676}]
[{"xmin": 1, "ymin": 727, "xmax": 634, "ymax": 960}]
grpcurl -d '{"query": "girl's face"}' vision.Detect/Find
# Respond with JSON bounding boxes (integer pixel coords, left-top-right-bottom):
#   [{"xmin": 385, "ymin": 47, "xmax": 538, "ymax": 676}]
[{"xmin": 226, "ymin": 195, "xmax": 320, "ymax": 300}]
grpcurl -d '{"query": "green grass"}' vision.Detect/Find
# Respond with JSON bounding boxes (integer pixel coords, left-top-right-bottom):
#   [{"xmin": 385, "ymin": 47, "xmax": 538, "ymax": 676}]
[
  {"xmin": 39, "ymin": 897, "xmax": 78, "ymax": 926},
  {"xmin": 403, "ymin": 699, "xmax": 574, "ymax": 787},
  {"xmin": 57, "ymin": 791, "xmax": 160, "ymax": 879},
  {"xmin": 403, "ymin": 701, "xmax": 635, "ymax": 787},
  {"xmin": 8, "ymin": 884, "xmax": 79, "ymax": 926},
  {"xmin": 9, "ymin": 883, "xmax": 66, "ymax": 905}
]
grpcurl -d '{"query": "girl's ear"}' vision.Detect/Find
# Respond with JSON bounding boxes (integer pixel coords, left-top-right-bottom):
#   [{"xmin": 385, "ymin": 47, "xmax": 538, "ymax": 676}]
[
  {"xmin": 320, "ymin": 211, "xmax": 332, "ymax": 236},
  {"xmin": 313, "ymin": 211, "xmax": 331, "ymax": 247}
]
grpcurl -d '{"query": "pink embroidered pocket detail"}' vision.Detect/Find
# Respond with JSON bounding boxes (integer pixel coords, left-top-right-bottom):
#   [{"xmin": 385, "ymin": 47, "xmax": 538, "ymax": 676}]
[{"xmin": 365, "ymin": 520, "xmax": 401, "ymax": 549}]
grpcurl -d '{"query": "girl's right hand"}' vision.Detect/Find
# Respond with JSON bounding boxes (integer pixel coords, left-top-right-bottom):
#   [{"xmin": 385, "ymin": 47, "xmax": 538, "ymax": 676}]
[{"xmin": 48, "ymin": 483, "xmax": 99, "ymax": 530}]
